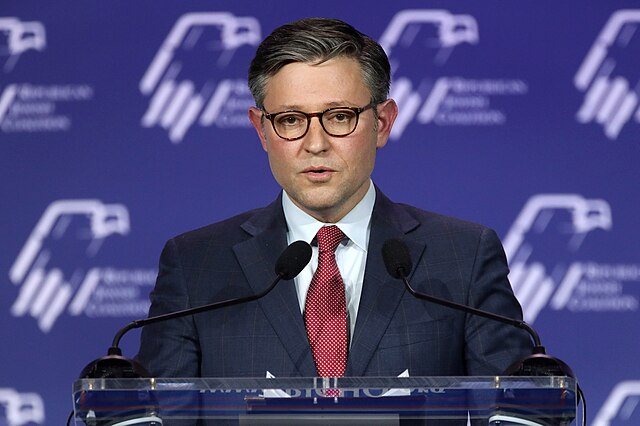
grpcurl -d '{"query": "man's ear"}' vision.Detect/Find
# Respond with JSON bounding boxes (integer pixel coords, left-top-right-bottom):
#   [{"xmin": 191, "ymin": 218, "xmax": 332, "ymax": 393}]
[
  {"xmin": 375, "ymin": 99, "xmax": 398, "ymax": 149},
  {"xmin": 248, "ymin": 107, "xmax": 268, "ymax": 151}
]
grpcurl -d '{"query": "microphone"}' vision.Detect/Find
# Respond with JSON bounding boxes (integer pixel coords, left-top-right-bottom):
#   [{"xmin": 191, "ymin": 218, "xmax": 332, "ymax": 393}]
[
  {"xmin": 381, "ymin": 239, "xmax": 586, "ymax": 425},
  {"xmin": 276, "ymin": 240, "xmax": 314, "ymax": 280},
  {"xmin": 79, "ymin": 240, "xmax": 312, "ymax": 379},
  {"xmin": 381, "ymin": 238, "xmax": 574, "ymax": 377}
]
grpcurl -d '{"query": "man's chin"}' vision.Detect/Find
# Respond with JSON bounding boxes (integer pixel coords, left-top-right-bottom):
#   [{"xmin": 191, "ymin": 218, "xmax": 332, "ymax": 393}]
[
  {"xmin": 300, "ymin": 200, "xmax": 339, "ymax": 217},
  {"xmin": 289, "ymin": 193, "xmax": 343, "ymax": 221}
]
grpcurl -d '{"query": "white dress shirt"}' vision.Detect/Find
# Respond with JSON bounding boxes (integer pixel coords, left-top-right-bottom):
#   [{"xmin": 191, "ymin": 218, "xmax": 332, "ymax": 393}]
[{"xmin": 282, "ymin": 181, "xmax": 375, "ymax": 342}]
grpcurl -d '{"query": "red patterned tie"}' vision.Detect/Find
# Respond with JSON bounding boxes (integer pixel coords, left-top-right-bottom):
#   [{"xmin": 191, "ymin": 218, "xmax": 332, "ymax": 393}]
[{"xmin": 304, "ymin": 225, "xmax": 348, "ymax": 377}]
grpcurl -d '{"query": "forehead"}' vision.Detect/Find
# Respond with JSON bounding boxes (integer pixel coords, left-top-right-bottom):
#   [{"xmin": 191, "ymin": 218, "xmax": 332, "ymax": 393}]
[{"xmin": 263, "ymin": 57, "xmax": 370, "ymax": 110}]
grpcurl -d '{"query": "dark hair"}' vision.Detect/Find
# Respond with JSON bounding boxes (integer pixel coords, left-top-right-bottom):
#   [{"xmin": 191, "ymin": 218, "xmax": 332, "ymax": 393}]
[{"xmin": 248, "ymin": 17, "xmax": 391, "ymax": 109}]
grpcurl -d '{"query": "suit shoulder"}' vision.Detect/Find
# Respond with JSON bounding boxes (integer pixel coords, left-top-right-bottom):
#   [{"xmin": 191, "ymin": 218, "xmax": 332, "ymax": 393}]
[
  {"xmin": 393, "ymin": 203, "xmax": 506, "ymax": 272},
  {"xmin": 169, "ymin": 206, "xmax": 268, "ymax": 247},
  {"xmin": 395, "ymin": 202, "xmax": 490, "ymax": 236}
]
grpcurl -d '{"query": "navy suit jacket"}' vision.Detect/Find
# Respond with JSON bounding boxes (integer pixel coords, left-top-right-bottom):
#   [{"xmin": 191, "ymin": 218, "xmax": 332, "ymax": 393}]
[{"xmin": 137, "ymin": 189, "xmax": 532, "ymax": 378}]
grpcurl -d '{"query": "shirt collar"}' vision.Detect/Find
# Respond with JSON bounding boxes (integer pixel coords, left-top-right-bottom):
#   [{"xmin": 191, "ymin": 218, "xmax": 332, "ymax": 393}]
[{"xmin": 282, "ymin": 180, "xmax": 376, "ymax": 251}]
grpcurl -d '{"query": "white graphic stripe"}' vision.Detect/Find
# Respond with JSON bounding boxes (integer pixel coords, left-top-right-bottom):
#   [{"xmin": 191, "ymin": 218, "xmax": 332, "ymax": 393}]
[
  {"xmin": 391, "ymin": 77, "xmax": 413, "ymax": 106},
  {"xmin": 525, "ymin": 276, "xmax": 555, "ymax": 324},
  {"xmin": 619, "ymin": 393, "xmax": 640, "ymax": 420},
  {"xmin": 508, "ymin": 263, "xmax": 526, "ymax": 294},
  {"xmin": 550, "ymin": 263, "xmax": 584, "ymax": 310},
  {"xmin": 160, "ymin": 81, "xmax": 193, "ymax": 129},
  {"xmin": 40, "ymin": 284, "xmax": 72, "ymax": 333},
  {"xmin": 380, "ymin": 9, "xmax": 478, "ymax": 54},
  {"xmin": 603, "ymin": 11, "xmax": 640, "ymax": 41},
  {"xmin": 141, "ymin": 80, "xmax": 176, "ymax": 127},
  {"xmin": 574, "ymin": 41, "xmax": 607, "ymax": 91},
  {"xmin": 10, "ymin": 268, "xmax": 44, "ymax": 316},
  {"xmin": 515, "ymin": 264, "xmax": 545, "ymax": 321},
  {"xmin": 30, "ymin": 269, "xmax": 63, "ymax": 317},
  {"xmin": 596, "ymin": 77, "xmax": 628, "ymax": 125},
  {"xmin": 418, "ymin": 78, "xmax": 450, "ymax": 123},
  {"xmin": 68, "ymin": 268, "xmax": 102, "ymax": 315},
  {"xmin": 577, "ymin": 76, "xmax": 608, "ymax": 123},
  {"xmin": 138, "ymin": 13, "xmax": 210, "ymax": 94},
  {"xmin": 389, "ymin": 77, "xmax": 421, "ymax": 139},
  {"xmin": 594, "ymin": 380, "xmax": 640, "ymax": 426},
  {"xmin": 171, "ymin": 94, "xmax": 204, "ymax": 143},
  {"xmin": 9, "ymin": 236, "xmax": 45, "ymax": 284},
  {"xmin": 200, "ymin": 80, "xmax": 233, "ymax": 126},
  {"xmin": 139, "ymin": 50, "xmax": 172, "ymax": 94},
  {"xmin": 517, "ymin": 263, "xmax": 545, "ymax": 302},
  {"xmin": 393, "ymin": 92, "xmax": 421, "ymax": 140},
  {"xmin": 606, "ymin": 91, "xmax": 638, "ymax": 139},
  {"xmin": 0, "ymin": 84, "xmax": 18, "ymax": 122}
]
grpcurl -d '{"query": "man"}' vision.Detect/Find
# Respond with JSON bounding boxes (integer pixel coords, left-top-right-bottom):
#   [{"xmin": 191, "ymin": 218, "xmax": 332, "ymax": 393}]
[{"xmin": 137, "ymin": 17, "xmax": 531, "ymax": 383}]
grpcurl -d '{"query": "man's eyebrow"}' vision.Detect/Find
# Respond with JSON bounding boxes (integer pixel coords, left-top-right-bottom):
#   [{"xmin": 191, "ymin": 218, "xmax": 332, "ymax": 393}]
[{"xmin": 270, "ymin": 101, "xmax": 357, "ymax": 111}]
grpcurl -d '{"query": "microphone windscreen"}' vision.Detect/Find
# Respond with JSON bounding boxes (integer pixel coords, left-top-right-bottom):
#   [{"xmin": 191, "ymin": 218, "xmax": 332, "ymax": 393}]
[
  {"xmin": 382, "ymin": 239, "xmax": 413, "ymax": 279},
  {"xmin": 275, "ymin": 240, "xmax": 312, "ymax": 280}
]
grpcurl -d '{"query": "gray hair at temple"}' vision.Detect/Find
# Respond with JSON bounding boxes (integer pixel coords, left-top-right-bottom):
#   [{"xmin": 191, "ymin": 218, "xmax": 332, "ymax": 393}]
[{"xmin": 248, "ymin": 17, "xmax": 391, "ymax": 110}]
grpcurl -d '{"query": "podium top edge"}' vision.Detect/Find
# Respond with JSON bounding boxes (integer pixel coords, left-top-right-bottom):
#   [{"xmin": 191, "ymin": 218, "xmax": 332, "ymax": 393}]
[{"xmin": 73, "ymin": 376, "xmax": 577, "ymax": 393}]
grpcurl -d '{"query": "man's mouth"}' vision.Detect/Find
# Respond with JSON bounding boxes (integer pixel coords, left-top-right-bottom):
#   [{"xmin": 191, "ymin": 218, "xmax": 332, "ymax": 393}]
[
  {"xmin": 304, "ymin": 167, "xmax": 334, "ymax": 174},
  {"xmin": 302, "ymin": 167, "xmax": 335, "ymax": 180}
]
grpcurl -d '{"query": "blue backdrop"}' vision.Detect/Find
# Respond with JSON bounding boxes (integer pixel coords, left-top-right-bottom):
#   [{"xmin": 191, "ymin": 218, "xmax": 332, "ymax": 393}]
[{"xmin": 1, "ymin": 1, "xmax": 639, "ymax": 425}]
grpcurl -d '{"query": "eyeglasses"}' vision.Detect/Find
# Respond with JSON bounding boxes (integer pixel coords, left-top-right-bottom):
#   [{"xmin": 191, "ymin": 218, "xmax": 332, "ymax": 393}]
[{"xmin": 262, "ymin": 103, "xmax": 376, "ymax": 141}]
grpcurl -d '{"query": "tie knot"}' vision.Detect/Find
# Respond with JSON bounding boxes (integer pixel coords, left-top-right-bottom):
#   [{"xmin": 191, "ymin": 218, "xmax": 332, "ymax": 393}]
[{"xmin": 316, "ymin": 225, "xmax": 344, "ymax": 254}]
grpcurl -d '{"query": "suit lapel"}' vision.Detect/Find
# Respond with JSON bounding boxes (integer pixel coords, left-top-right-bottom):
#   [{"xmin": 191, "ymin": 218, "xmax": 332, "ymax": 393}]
[
  {"xmin": 233, "ymin": 197, "xmax": 317, "ymax": 376},
  {"xmin": 346, "ymin": 189, "xmax": 425, "ymax": 376},
  {"xmin": 232, "ymin": 189, "xmax": 426, "ymax": 377}
]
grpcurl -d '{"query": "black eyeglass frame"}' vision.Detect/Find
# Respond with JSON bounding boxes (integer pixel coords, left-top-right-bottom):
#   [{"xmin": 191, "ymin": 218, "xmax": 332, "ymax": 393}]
[{"xmin": 262, "ymin": 103, "xmax": 376, "ymax": 141}]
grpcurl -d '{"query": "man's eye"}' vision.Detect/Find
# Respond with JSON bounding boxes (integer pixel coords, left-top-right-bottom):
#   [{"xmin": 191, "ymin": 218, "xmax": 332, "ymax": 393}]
[
  {"xmin": 277, "ymin": 114, "xmax": 304, "ymax": 127},
  {"xmin": 326, "ymin": 110, "xmax": 355, "ymax": 123}
]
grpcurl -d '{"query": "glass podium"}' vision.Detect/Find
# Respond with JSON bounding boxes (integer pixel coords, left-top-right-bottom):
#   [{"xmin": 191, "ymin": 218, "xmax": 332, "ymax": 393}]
[{"xmin": 72, "ymin": 376, "xmax": 577, "ymax": 425}]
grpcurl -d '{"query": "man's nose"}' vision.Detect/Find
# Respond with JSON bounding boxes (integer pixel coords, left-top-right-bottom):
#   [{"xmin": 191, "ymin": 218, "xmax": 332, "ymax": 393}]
[{"xmin": 302, "ymin": 116, "xmax": 331, "ymax": 153}]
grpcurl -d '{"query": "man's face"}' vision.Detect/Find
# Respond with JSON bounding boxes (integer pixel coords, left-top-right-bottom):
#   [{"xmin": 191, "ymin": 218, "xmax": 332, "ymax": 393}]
[{"xmin": 249, "ymin": 57, "xmax": 397, "ymax": 223}]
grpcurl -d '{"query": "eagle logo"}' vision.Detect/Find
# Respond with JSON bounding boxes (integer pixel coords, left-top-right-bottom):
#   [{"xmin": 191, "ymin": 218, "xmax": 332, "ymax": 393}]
[
  {"xmin": 0, "ymin": 388, "xmax": 44, "ymax": 426},
  {"xmin": 503, "ymin": 194, "xmax": 612, "ymax": 323},
  {"xmin": 9, "ymin": 200, "xmax": 129, "ymax": 333},
  {"xmin": 0, "ymin": 17, "xmax": 45, "ymax": 73},
  {"xmin": 139, "ymin": 12, "xmax": 261, "ymax": 143},
  {"xmin": 379, "ymin": 9, "xmax": 479, "ymax": 139},
  {"xmin": 575, "ymin": 10, "xmax": 640, "ymax": 140},
  {"xmin": 594, "ymin": 380, "xmax": 640, "ymax": 425}
]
